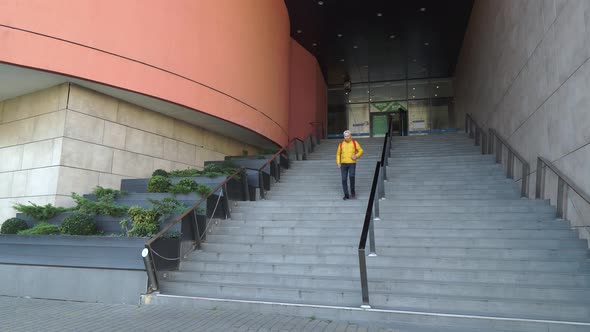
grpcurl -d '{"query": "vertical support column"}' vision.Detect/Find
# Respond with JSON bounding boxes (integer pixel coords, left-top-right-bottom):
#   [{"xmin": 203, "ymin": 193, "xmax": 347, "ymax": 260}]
[
  {"xmin": 258, "ymin": 171, "xmax": 265, "ymax": 200},
  {"xmin": 377, "ymin": 168, "xmax": 385, "ymax": 200},
  {"xmin": 481, "ymin": 133, "xmax": 487, "ymax": 155},
  {"xmin": 475, "ymin": 127, "xmax": 480, "ymax": 146},
  {"xmin": 521, "ymin": 163, "xmax": 529, "ymax": 198},
  {"xmin": 295, "ymin": 141, "xmax": 301, "ymax": 161},
  {"xmin": 495, "ymin": 137, "xmax": 502, "ymax": 164},
  {"xmin": 488, "ymin": 130, "xmax": 494, "ymax": 156},
  {"xmin": 369, "ymin": 213, "xmax": 376, "ymax": 256},
  {"xmin": 142, "ymin": 248, "xmax": 159, "ymax": 292},
  {"xmin": 507, "ymin": 150, "xmax": 514, "ymax": 179},
  {"xmin": 192, "ymin": 209, "xmax": 202, "ymax": 248},
  {"xmin": 556, "ymin": 178, "xmax": 567, "ymax": 219},
  {"xmin": 535, "ymin": 158, "xmax": 545, "ymax": 199},
  {"xmin": 358, "ymin": 249, "xmax": 371, "ymax": 309},
  {"xmin": 241, "ymin": 169, "xmax": 250, "ymax": 201}
]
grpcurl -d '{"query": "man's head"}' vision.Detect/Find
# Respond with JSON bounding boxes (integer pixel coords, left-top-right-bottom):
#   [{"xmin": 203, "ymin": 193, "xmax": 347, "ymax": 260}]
[{"xmin": 343, "ymin": 130, "xmax": 352, "ymax": 142}]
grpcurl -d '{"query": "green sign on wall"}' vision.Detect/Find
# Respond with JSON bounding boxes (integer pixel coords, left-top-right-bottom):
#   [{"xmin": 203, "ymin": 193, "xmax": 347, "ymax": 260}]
[{"xmin": 370, "ymin": 101, "xmax": 407, "ymax": 113}]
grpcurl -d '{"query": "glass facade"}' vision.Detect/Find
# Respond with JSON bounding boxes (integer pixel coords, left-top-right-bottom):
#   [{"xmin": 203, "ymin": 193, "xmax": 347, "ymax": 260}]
[{"xmin": 328, "ymin": 77, "xmax": 455, "ymax": 138}]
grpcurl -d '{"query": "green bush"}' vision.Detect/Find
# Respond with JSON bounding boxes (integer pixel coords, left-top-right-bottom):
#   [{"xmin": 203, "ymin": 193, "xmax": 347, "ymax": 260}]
[
  {"xmin": 169, "ymin": 178, "xmax": 199, "ymax": 195},
  {"xmin": 147, "ymin": 175, "xmax": 171, "ymax": 193},
  {"xmin": 152, "ymin": 169, "xmax": 169, "ymax": 177},
  {"xmin": 13, "ymin": 202, "xmax": 72, "ymax": 222},
  {"xmin": 120, "ymin": 206, "xmax": 159, "ymax": 237},
  {"xmin": 18, "ymin": 222, "xmax": 60, "ymax": 235},
  {"xmin": 196, "ymin": 184, "xmax": 212, "ymax": 196},
  {"xmin": 92, "ymin": 186, "xmax": 125, "ymax": 200},
  {"xmin": 1, "ymin": 217, "xmax": 29, "ymax": 234},
  {"xmin": 148, "ymin": 197, "xmax": 187, "ymax": 223},
  {"xmin": 168, "ymin": 164, "xmax": 239, "ymax": 179},
  {"xmin": 60, "ymin": 213, "xmax": 97, "ymax": 235},
  {"xmin": 71, "ymin": 193, "xmax": 127, "ymax": 217}
]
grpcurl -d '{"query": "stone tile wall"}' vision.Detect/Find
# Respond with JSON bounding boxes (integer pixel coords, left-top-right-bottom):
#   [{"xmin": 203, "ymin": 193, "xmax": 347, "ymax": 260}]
[{"xmin": 455, "ymin": 0, "xmax": 590, "ymax": 243}]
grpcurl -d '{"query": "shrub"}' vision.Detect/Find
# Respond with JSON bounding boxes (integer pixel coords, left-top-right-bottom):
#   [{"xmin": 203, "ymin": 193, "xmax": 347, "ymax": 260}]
[
  {"xmin": 60, "ymin": 213, "xmax": 97, "ymax": 235},
  {"xmin": 169, "ymin": 178, "xmax": 199, "ymax": 195},
  {"xmin": 147, "ymin": 175, "xmax": 171, "ymax": 193},
  {"xmin": 1, "ymin": 217, "xmax": 29, "ymax": 234},
  {"xmin": 152, "ymin": 169, "xmax": 169, "ymax": 177},
  {"xmin": 92, "ymin": 186, "xmax": 125, "ymax": 200},
  {"xmin": 120, "ymin": 206, "xmax": 159, "ymax": 237},
  {"xmin": 71, "ymin": 193, "xmax": 127, "ymax": 217},
  {"xmin": 196, "ymin": 184, "xmax": 212, "ymax": 196},
  {"xmin": 18, "ymin": 222, "xmax": 60, "ymax": 235},
  {"xmin": 13, "ymin": 202, "xmax": 72, "ymax": 222},
  {"xmin": 148, "ymin": 197, "xmax": 187, "ymax": 223}
]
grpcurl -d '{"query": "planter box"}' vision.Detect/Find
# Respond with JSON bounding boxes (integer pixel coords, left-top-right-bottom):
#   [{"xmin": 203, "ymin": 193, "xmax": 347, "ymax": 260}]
[{"xmin": 150, "ymin": 238, "xmax": 180, "ymax": 271}]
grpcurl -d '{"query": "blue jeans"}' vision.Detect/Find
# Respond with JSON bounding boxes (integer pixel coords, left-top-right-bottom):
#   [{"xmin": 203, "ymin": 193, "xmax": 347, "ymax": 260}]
[{"xmin": 340, "ymin": 163, "xmax": 356, "ymax": 196}]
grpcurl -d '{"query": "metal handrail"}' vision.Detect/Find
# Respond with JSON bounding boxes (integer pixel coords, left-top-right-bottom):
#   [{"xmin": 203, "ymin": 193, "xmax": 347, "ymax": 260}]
[
  {"xmin": 465, "ymin": 113, "xmax": 487, "ymax": 155},
  {"xmin": 357, "ymin": 161, "xmax": 381, "ymax": 309},
  {"xmin": 488, "ymin": 128, "xmax": 530, "ymax": 198},
  {"xmin": 536, "ymin": 156, "xmax": 590, "ymax": 220},
  {"xmin": 309, "ymin": 121, "xmax": 325, "ymax": 140},
  {"xmin": 143, "ymin": 167, "xmax": 245, "ymax": 291}
]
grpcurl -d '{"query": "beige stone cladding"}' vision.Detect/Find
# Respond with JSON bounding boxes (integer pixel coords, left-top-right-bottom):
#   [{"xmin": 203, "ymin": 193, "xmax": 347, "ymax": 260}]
[
  {"xmin": 455, "ymin": 0, "xmax": 590, "ymax": 244},
  {"xmin": 0, "ymin": 83, "xmax": 259, "ymax": 223}
]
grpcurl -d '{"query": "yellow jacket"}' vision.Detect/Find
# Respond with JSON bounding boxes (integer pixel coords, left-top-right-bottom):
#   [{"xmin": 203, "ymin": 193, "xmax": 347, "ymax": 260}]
[{"xmin": 336, "ymin": 140, "xmax": 364, "ymax": 165}]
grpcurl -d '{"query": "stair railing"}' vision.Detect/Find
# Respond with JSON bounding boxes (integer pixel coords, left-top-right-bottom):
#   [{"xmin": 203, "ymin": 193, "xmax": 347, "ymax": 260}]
[
  {"xmin": 536, "ymin": 157, "xmax": 590, "ymax": 226},
  {"xmin": 488, "ymin": 128, "xmax": 530, "ymax": 198},
  {"xmin": 143, "ymin": 167, "xmax": 245, "ymax": 292},
  {"xmin": 465, "ymin": 113, "xmax": 488, "ymax": 154},
  {"xmin": 357, "ymin": 127, "xmax": 393, "ymax": 308},
  {"xmin": 465, "ymin": 114, "xmax": 530, "ymax": 198},
  {"xmin": 357, "ymin": 161, "xmax": 381, "ymax": 309}
]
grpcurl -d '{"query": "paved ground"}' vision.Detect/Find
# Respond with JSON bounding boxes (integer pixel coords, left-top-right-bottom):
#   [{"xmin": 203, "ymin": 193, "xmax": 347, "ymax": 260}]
[{"xmin": 0, "ymin": 296, "xmax": 401, "ymax": 332}]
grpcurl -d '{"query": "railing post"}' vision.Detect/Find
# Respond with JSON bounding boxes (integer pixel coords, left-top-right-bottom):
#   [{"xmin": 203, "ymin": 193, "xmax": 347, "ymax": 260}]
[
  {"xmin": 258, "ymin": 171, "xmax": 265, "ymax": 200},
  {"xmin": 481, "ymin": 133, "xmax": 487, "ymax": 155},
  {"xmin": 475, "ymin": 127, "xmax": 480, "ymax": 146},
  {"xmin": 507, "ymin": 150, "xmax": 514, "ymax": 179},
  {"xmin": 192, "ymin": 209, "xmax": 202, "ymax": 248},
  {"xmin": 374, "ymin": 189, "xmax": 381, "ymax": 218},
  {"xmin": 295, "ymin": 141, "xmax": 301, "ymax": 161},
  {"xmin": 536, "ymin": 158, "xmax": 544, "ymax": 199},
  {"xmin": 521, "ymin": 163, "xmax": 529, "ymax": 198},
  {"xmin": 556, "ymin": 178, "xmax": 567, "ymax": 219},
  {"xmin": 488, "ymin": 129, "xmax": 494, "ymax": 156},
  {"xmin": 358, "ymin": 249, "xmax": 371, "ymax": 308},
  {"xmin": 377, "ymin": 168, "xmax": 385, "ymax": 200},
  {"xmin": 222, "ymin": 185, "xmax": 231, "ymax": 219},
  {"xmin": 369, "ymin": 214, "xmax": 376, "ymax": 256},
  {"xmin": 495, "ymin": 137, "xmax": 502, "ymax": 164},
  {"xmin": 241, "ymin": 169, "xmax": 250, "ymax": 201},
  {"xmin": 302, "ymin": 141, "xmax": 308, "ymax": 160},
  {"xmin": 142, "ymin": 247, "xmax": 159, "ymax": 292},
  {"xmin": 465, "ymin": 115, "xmax": 468, "ymax": 134}
]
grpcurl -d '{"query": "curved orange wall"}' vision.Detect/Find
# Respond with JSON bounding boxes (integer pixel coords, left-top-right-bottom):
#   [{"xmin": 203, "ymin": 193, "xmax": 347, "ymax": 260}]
[
  {"xmin": 289, "ymin": 40, "xmax": 327, "ymax": 140},
  {"xmin": 0, "ymin": 0, "xmax": 291, "ymax": 146}
]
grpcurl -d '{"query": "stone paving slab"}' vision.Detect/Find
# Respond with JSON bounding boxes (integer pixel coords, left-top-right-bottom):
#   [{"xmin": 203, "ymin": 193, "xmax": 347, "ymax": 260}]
[{"xmin": 0, "ymin": 296, "xmax": 403, "ymax": 332}]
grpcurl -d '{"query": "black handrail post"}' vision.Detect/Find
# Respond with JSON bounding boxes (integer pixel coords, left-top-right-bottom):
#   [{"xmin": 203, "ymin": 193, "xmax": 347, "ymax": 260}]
[
  {"xmin": 222, "ymin": 185, "xmax": 231, "ymax": 219},
  {"xmin": 557, "ymin": 177, "xmax": 567, "ymax": 219},
  {"xmin": 192, "ymin": 209, "xmax": 202, "ymax": 249},
  {"xmin": 241, "ymin": 169, "xmax": 250, "ymax": 201},
  {"xmin": 521, "ymin": 162, "xmax": 530, "ymax": 198},
  {"xmin": 495, "ymin": 136, "xmax": 502, "ymax": 164},
  {"xmin": 378, "ymin": 166, "xmax": 385, "ymax": 200},
  {"xmin": 535, "ymin": 157, "xmax": 544, "ymax": 199},
  {"xmin": 358, "ymin": 249, "xmax": 371, "ymax": 308},
  {"xmin": 258, "ymin": 170, "xmax": 265, "ymax": 200},
  {"xmin": 142, "ymin": 247, "xmax": 158, "ymax": 292},
  {"xmin": 507, "ymin": 150, "xmax": 514, "ymax": 179},
  {"xmin": 369, "ymin": 212, "xmax": 376, "ymax": 256}
]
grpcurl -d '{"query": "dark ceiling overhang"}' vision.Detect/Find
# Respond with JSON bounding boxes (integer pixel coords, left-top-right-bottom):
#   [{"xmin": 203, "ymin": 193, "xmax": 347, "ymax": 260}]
[{"xmin": 285, "ymin": 0, "xmax": 474, "ymax": 86}]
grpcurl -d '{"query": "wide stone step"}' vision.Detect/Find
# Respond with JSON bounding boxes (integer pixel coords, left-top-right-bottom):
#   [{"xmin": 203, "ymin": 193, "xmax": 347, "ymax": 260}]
[
  {"xmin": 223, "ymin": 218, "xmax": 570, "ymax": 230},
  {"xmin": 157, "ymin": 280, "xmax": 590, "ymax": 322},
  {"xmin": 236, "ymin": 199, "xmax": 549, "ymax": 208},
  {"xmin": 178, "ymin": 260, "xmax": 590, "ymax": 288},
  {"xmin": 161, "ymin": 271, "xmax": 590, "ymax": 304},
  {"xmin": 201, "ymin": 242, "xmax": 588, "ymax": 260},
  {"xmin": 205, "ymin": 234, "xmax": 586, "ymax": 249},
  {"xmin": 229, "ymin": 211, "xmax": 557, "ymax": 221},
  {"xmin": 212, "ymin": 226, "xmax": 576, "ymax": 240},
  {"xmin": 191, "ymin": 251, "xmax": 588, "ymax": 272},
  {"xmin": 232, "ymin": 205, "xmax": 555, "ymax": 213}
]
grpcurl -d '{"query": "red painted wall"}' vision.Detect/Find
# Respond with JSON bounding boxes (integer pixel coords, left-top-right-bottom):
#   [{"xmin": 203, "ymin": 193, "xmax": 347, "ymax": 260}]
[
  {"xmin": 288, "ymin": 40, "xmax": 327, "ymax": 141},
  {"xmin": 0, "ymin": 0, "xmax": 291, "ymax": 145}
]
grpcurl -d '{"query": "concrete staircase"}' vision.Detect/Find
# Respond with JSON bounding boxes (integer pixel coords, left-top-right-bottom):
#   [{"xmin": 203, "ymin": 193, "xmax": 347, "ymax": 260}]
[{"xmin": 142, "ymin": 134, "xmax": 590, "ymax": 331}]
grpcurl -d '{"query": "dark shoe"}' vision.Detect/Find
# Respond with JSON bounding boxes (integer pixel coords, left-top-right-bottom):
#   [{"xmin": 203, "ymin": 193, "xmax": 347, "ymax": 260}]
[
  {"xmin": 351, "ymin": 192, "xmax": 356, "ymax": 199},
  {"xmin": 343, "ymin": 195, "xmax": 350, "ymax": 200}
]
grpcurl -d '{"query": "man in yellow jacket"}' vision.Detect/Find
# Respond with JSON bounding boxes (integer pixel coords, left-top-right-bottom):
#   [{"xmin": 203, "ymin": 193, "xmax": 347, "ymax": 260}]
[{"xmin": 336, "ymin": 130, "xmax": 364, "ymax": 199}]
